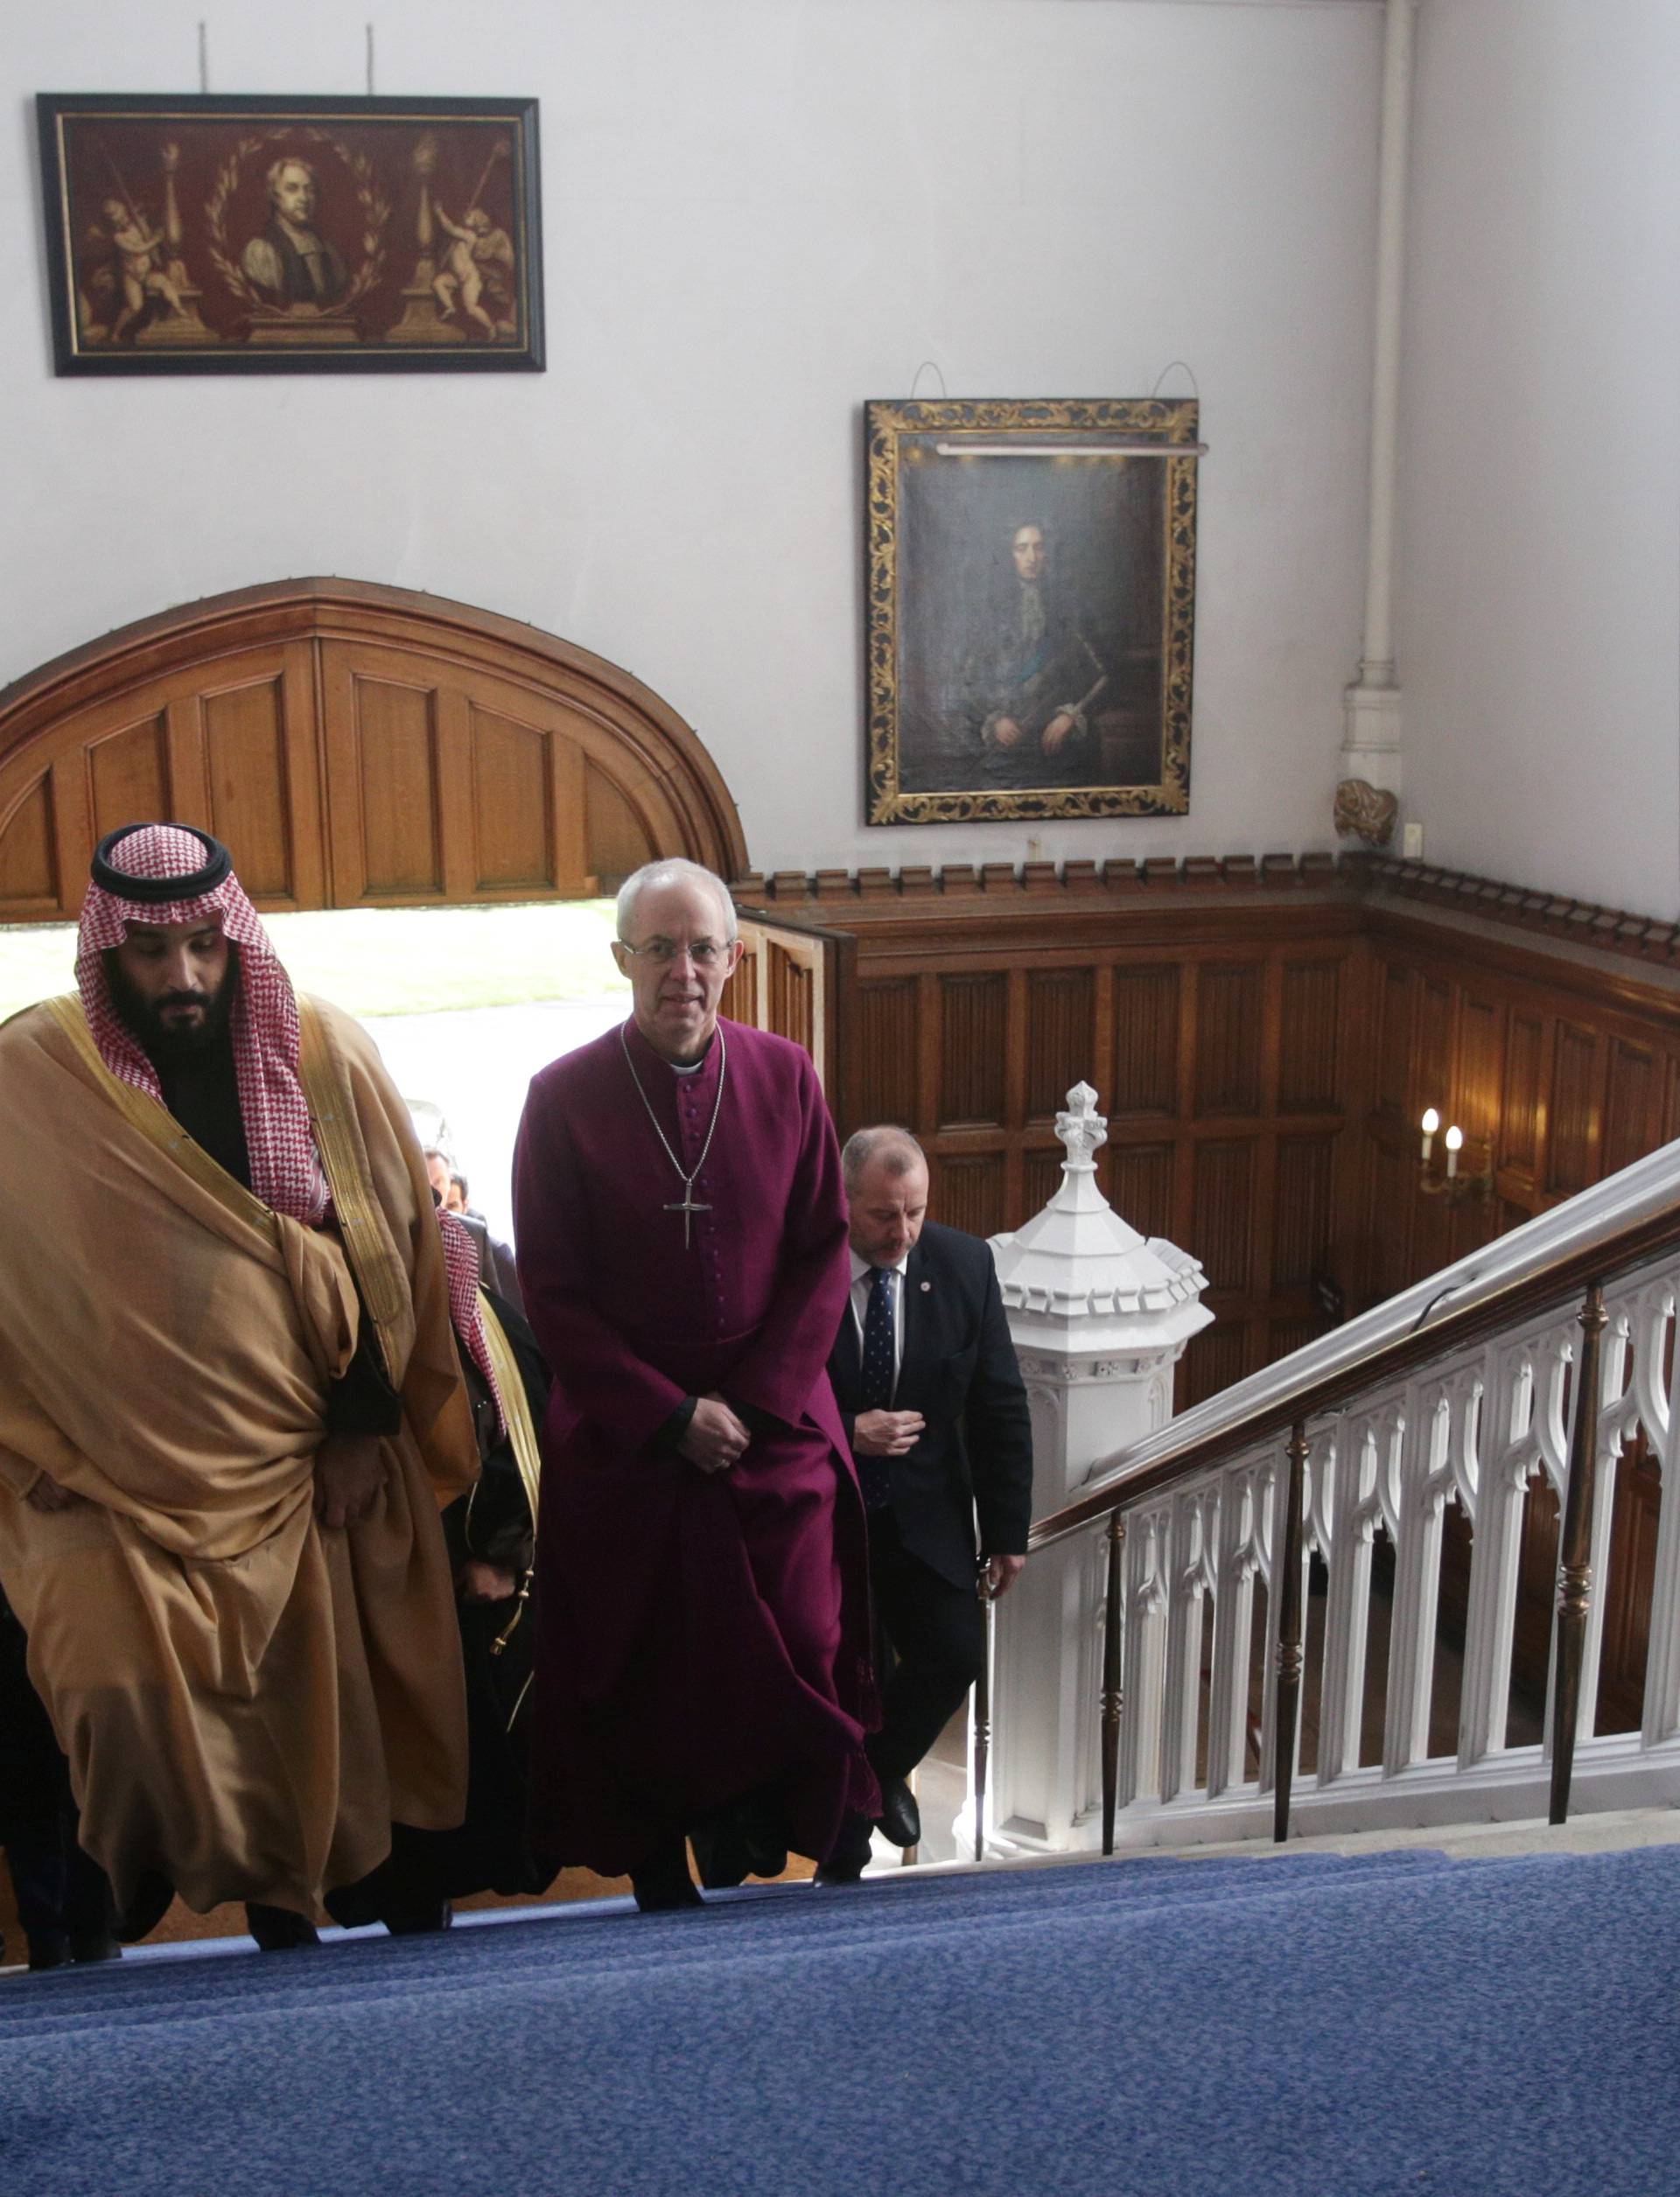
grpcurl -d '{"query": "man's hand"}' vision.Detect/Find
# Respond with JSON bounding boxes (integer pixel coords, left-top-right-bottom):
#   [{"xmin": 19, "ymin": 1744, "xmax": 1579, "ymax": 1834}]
[
  {"xmin": 458, "ymin": 1559, "xmax": 519, "ymax": 1604},
  {"xmin": 985, "ymin": 1554, "xmax": 1026, "ymax": 1599},
  {"xmin": 989, "ymin": 716, "xmax": 1025, "ymax": 749},
  {"xmin": 1040, "ymin": 711, "xmax": 1076, "ymax": 756},
  {"xmin": 24, "ymin": 1472, "xmax": 84, "ymax": 1515},
  {"xmin": 313, "ymin": 1434, "xmax": 384, "ymax": 1529},
  {"xmin": 681, "ymin": 1394, "xmax": 751, "ymax": 1475},
  {"xmin": 852, "ymin": 1410, "xmax": 926, "ymax": 1459}
]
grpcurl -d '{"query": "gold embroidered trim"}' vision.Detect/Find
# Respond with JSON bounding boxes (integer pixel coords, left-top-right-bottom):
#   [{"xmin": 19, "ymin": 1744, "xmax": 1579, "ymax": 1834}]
[
  {"xmin": 43, "ymin": 994, "xmax": 282, "ymax": 1246},
  {"xmin": 480, "ymin": 1290, "xmax": 541, "ymax": 1537},
  {"xmin": 296, "ymin": 997, "xmax": 407, "ymax": 1372}
]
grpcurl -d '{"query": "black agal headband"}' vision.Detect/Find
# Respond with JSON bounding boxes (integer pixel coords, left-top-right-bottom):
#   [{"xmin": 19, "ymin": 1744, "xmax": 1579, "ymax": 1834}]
[{"xmin": 91, "ymin": 824, "xmax": 233, "ymax": 905}]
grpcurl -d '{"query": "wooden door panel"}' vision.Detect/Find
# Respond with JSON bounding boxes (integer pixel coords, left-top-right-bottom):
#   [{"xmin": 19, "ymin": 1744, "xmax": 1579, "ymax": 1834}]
[
  {"xmin": 0, "ymin": 641, "xmax": 323, "ymax": 919},
  {"xmin": 1547, "ymin": 1023, "xmax": 1602, "ymax": 1198},
  {"xmin": 732, "ymin": 917, "xmax": 836, "ymax": 1083},
  {"xmin": 1194, "ymin": 962, "xmax": 1264, "ymax": 1118},
  {"xmin": 583, "ymin": 762, "xmax": 654, "ymax": 889},
  {"xmin": 1602, "ymin": 1039, "xmax": 1666, "ymax": 1177},
  {"xmin": 1272, "ymin": 1133, "xmax": 1336, "ymax": 1291},
  {"xmin": 939, "ymin": 974, "xmax": 1009, "ymax": 1130},
  {"xmin": 0, "ymin": 773, "xmax": 58, "ymax": 910},
  {"xmin": 1110, "ymin": 1140, "xmax": 1176, "ymax": 1244},
  {"xmin": 1025, "ymin": 969, "xmax": 1096, "ymax": 1123},
  {"xmin": 1278, "ymin": 960, "xmax": 1342, "ymax": 1116},
  {"xmin": 1374, "ymin": 960, "xmax": 1411, "ymax": 1125},
  {"xmin": 88, "ymin": 715, "xmax": 170, "ymax": 842},
  {"xmin": 470, "ymin": 706, "xmax": 552, "ymax": 891},
  {"xmin": 1501, "ymin": 1012, "xmax": 1544, "ymax": 1177},
  {"xmin": 319, "ymin": 641, "xmax": 633, "ymax": 906},
  {"xmin": 200, "ymin": 660, "xmax": 325, "ymax": 906},
  {"xmin": 849, "ymin": 978, "xmax": 917, "ymax": 1129},
  {"xmin": 1192, "ymin": 1137, "xmax": 1258, "ymax": 1295}
]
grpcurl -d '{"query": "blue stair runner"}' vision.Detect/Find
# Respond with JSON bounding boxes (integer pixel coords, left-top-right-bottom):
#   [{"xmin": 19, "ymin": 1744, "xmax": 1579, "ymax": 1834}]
[{"xmin": 4, "ymin": 1844, "xmax": 1677, "ymax": 2195}]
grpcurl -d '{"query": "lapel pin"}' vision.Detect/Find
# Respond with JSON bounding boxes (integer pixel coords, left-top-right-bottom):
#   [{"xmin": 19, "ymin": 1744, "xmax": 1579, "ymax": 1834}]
[{"xmin": 920, "ymin": 1280, "xmax": 932, "ymax": 1291}]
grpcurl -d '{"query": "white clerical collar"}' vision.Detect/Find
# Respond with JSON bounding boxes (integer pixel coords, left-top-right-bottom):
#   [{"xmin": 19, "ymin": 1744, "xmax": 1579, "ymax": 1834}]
[
  {"xmin": 628, "ymin": 1021, "xmax": 714, "ymax": 1075},
  {"xmin": 850, "ymin": 1247, "xmax": 909, "ymax": 1283}
]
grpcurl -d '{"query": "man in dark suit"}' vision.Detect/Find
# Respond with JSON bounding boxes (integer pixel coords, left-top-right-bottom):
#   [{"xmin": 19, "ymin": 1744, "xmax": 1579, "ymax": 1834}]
[{"xmin": 821, "ymin": 1126, "xmax": 1033, "ymax": 1879}]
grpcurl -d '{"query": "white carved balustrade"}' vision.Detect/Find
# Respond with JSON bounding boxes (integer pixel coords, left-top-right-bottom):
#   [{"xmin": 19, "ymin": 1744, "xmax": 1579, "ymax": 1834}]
[{"xmin": 990, "ymin": 1096, "xmax": 1680, "ymax": 1853}]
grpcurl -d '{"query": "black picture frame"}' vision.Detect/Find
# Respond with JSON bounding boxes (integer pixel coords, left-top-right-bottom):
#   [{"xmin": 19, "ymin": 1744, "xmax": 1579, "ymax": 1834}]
[
  {"xmin": 864, "ymin": 398, "xmax": 1199, "ymax": 825},
  {"xmin": 37, "ymin": 93, "xmax": 543, "ymax": 375}
]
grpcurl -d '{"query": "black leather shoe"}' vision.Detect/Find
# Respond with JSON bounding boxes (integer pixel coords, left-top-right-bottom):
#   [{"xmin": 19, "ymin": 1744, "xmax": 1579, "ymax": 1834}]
[
  {"xmin": 245, "ymin": 1903, "xmax": 319, "ymax": 1951},
  {"xmin": 381, "ymin": 1899, "xmax": 453, "ymax": 1937},
  {"xmin": 873, "ymin": 1776, "xmax": 920, "ymax": 1850},
  {"xmin": 631, "ymin": 1841, "xmax": 704, "ymax": 1913},
  {"xmin": 812, "ymin": 1859, "xmax": 865, "ymax": 1886},
  {"xmin": 632, "ymin": 1870, "xmax": 704, "ymax": 1913},
  {"xmin": 69, "ymin": 1933, "xmax": 121, "ymax": 1965},
  {"xmin": 26, "ymin": 1935, "xmax": 69, "ymax": 1971},
  {"xmin": 115, "ymin": 1870, "xmax": 175, "ymax": 1944}
]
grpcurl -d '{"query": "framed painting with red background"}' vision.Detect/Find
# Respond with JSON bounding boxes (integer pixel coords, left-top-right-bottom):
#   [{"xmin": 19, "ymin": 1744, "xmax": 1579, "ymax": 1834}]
[{"xmin": 38, "ymin": 94, "xmax": 543, "ymax": 375}]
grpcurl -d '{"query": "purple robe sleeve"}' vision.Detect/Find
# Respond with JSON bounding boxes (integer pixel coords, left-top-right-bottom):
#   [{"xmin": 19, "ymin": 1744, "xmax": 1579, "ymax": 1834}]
[
  {"xmin": 512, "ymin": 1071, "xmax": 690, "ymax": 1453},
  {"xmin": 723, "ymin": 1051, "xmax": 850, "ymax": 1430}
]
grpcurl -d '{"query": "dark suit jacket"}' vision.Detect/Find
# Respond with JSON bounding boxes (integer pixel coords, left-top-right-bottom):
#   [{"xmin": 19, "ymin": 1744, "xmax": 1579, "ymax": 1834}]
[
  {"xmin": 458, "ymin": 1210, "xmax": 523, "ymax": 1315},
  {"xmin": 828, "ymin": 1220, "xmax": 1033, "ymax": 1591}
]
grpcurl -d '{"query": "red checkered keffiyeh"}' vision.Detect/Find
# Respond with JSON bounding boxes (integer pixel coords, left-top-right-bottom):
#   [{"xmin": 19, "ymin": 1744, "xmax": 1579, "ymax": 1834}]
[
  {"xmin": 438, "ymin": 1207, "xmax": 507, "ymax": 1440},
  {"xmin": 76, "ymin": 823, "xmax": 331, "ymax": 1226}
]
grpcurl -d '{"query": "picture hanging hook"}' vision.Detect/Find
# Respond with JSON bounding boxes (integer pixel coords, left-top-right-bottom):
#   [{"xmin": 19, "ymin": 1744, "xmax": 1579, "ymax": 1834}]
[
  {"xmin": 198, "ymin": 21, "xmax": 209, "ymax": 94},
  {"xmin": 367, "ymin": 24, "xmax": 375, "ymax": 97},
  {"xmin": 1149, "ymin": 359, "xmax": 1200, "ymax": 400},
  {"xmin": 908, "ymin": 360, "xmax": 948, "ymax": 401}
]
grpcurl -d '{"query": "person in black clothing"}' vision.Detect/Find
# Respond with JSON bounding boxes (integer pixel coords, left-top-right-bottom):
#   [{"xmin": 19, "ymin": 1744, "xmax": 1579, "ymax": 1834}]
[
  {"xmin": 325, "ymin": 1263, "xmax": 550, "ymax": 1926},
  {"xmin": 0, "ymin": 1590, "xmax": 119, "ymax": 1970},
  {"xmin": 822, "ymin": 1126, "xmax": 1033, "ymax": 1879},
  {"xmin": 240, "ymin": 158, "xmax": 349, "ymax": 308}
]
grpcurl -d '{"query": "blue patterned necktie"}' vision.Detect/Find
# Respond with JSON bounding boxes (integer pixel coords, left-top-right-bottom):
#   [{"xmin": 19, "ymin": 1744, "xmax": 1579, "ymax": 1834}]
[{"xmin": 858, "ymin": 1265, "xmax": 897, "ymax": 1510}]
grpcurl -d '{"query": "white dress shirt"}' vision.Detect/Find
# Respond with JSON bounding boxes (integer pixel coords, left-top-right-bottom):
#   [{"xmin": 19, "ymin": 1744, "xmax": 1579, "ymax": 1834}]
[{"xmin": 848, "ymin": 1246, "xmax": 908, "ymax": 1400}]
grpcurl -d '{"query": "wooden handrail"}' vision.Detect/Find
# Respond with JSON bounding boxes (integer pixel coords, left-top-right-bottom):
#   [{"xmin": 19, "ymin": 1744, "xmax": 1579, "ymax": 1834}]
[{"xmin": 1028, "ymin": 1190, "xmax": 1680, "ymax": 1556}]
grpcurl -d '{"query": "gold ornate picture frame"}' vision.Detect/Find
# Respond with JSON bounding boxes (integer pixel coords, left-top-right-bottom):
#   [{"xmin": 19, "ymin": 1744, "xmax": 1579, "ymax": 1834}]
[
  {"xmin": 38, "ymin": 94, "xmax": 542, "ymax": 375},
  {"xmin": 864, "ymin": 398, "xmax": 1198, "ymax": 825}
]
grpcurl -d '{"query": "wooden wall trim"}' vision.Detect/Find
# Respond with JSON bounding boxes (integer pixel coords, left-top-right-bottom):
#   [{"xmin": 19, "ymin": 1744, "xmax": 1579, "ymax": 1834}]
[
  {"xmin": 1355, "ymin": 854, "xmax": 1680, "ymax": 969},
  {"xmin": 735, "ymin": 849, "xmax": 1680, "ymax": 978}
]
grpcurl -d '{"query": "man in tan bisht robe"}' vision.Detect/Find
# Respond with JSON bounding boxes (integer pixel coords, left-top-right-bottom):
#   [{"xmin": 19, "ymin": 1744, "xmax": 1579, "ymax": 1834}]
[{"xmin": 0, "ymin": 824, "xmax": 479, "ymax": 1949}]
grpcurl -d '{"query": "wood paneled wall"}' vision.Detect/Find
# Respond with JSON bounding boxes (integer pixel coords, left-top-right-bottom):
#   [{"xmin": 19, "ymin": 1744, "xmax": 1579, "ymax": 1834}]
[
  {"xmin": 741, "ymin": 889, "xmax": 1369, "ymax": 1406},
  {"xmin": 0, "ymin": 579, "xmax": 747, "ymax": 920},
  {"xmin": 1358, "ymin": 899, "xmax": 1680, "ymax": 1299},
  {"xmin": 742, "ymin": 869, "xmax": 1680, "ymax": 1412}
]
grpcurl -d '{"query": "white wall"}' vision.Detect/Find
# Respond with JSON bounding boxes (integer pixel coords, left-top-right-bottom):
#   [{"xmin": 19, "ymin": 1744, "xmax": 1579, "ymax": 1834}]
[
  {"xmin": 1, "ymin": 0, "xmax": 1382, "ymax": 878},
  {"xmin": 1396, "ymin": 0, "xmax": 1680, "ymax": 918}
]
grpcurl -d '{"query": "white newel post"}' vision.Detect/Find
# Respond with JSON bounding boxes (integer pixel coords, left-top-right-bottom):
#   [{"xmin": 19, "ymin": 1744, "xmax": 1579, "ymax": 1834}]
[{"xmin": 965, "ymin": 1084, "xmax": 1212, "ymax": 1854}]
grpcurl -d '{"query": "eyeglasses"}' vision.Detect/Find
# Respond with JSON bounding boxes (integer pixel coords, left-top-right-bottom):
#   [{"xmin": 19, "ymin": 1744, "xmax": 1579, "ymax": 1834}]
[{"xmin": 618, "ymin": 937, "xmax": 732, "ymax": 969}]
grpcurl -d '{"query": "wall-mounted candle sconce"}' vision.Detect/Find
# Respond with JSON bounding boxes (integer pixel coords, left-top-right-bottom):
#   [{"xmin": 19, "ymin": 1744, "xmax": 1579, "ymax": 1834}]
[{"xmin": 1418, "ymin": 1108, "xmax": 1494, "ymax": 1203}]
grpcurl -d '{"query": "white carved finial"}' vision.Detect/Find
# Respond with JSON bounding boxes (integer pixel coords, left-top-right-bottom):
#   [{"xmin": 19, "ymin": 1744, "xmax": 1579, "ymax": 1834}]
[{"xmin": 1055, "ymin": 1081, "xmax": 1108, "ymax": 1173}]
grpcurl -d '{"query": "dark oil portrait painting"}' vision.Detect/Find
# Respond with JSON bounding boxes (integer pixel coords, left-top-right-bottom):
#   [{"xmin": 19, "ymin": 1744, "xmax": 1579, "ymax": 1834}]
[
  {"xmin": 38, "ymin": 94, "xmax": 542, "ymax": 375},
  {"xmin": 864, "ymin": 400, "xmax": 1199, "ymax": 825}
]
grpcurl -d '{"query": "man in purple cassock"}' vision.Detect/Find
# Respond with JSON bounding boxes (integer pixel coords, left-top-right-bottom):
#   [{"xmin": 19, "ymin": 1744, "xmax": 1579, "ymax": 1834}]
[{"xmin": 513, "ymin": 857, "xmax": 878, "ymax": 1908}]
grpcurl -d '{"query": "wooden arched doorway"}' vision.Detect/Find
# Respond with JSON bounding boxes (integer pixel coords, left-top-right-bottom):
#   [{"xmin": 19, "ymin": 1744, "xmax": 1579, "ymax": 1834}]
[{"xmin": 0, "ymin": 578, "xmax": 748, "ymax": 921}]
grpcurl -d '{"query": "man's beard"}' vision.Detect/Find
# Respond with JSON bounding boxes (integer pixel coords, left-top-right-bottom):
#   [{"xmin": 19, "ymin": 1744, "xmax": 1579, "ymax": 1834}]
[{"xmin": 105, "ymin": 946, "xmax": 241, "ymax": 1062}]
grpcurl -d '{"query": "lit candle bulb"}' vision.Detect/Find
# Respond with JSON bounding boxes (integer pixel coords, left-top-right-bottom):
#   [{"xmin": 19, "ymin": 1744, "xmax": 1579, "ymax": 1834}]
[
  {"xmin": 1445, "ymin": 1123, "xmax": 1463, "ymax": 1179},
  {"xmin": 1420, "ymin": 1107, "xmax": 1439, "ymax": 1164}
]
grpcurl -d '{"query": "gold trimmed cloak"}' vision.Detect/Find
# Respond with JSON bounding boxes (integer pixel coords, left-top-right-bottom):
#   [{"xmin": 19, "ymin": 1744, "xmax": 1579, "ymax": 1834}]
[{"xmin": 0, "ymin": 993, "xmax": 478, "ymax": 1917}]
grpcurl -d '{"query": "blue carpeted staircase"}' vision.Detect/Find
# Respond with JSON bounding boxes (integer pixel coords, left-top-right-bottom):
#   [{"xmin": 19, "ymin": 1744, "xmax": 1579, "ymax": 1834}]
[{"xmin": 4, "ymin": 1844, "xmax": 1678, "ymax": 2196}]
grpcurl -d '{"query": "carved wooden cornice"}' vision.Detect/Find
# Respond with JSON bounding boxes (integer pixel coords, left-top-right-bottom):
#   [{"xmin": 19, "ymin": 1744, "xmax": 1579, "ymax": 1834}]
[{"xmin": 734, "ymin": 849, "xmax": 1680, "ymax": 973}]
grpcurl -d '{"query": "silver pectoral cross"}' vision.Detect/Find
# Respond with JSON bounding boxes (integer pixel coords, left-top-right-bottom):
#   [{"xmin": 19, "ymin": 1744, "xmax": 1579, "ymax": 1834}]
[{"xmin": 665, "ymin": 1190, "xmax": 711, "ymax": 1248}]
